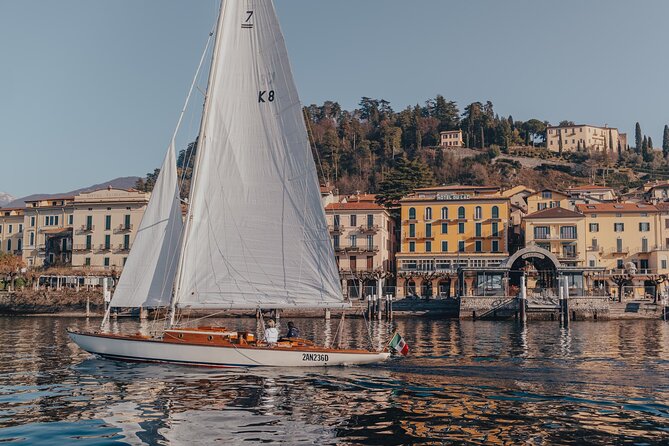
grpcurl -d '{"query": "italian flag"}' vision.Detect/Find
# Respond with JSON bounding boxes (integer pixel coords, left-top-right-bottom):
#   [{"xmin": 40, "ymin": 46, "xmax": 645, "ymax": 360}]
[{"xmin": 389, "ymin": 332, "xmax": 409, "ymax": 356}]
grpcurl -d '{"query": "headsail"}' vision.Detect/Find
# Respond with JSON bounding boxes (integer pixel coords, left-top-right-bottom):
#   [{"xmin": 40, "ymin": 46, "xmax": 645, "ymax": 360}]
[
  {"xmin": 110, "ymin": 143, "xmax": 184, "ymax": 308},
  {"xmin": 174, "ymin": 0, "xmax": 344, "ymax": 309}
]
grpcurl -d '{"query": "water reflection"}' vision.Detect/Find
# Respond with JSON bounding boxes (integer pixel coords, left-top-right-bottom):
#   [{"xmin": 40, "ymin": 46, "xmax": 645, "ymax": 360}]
[{"xmin": 0, "ymin": 317, "xmax": 668, "ymax": 444}]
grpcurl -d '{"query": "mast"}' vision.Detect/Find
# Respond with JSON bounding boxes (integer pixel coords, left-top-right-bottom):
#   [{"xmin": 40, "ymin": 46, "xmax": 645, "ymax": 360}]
[{"xmin": 168, "ymin": 0, "xmax": 226, "ymax": 327}]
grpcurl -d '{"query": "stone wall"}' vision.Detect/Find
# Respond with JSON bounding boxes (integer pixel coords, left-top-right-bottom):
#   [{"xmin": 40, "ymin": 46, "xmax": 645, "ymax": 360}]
[{"xmin": 0, "ymin": 290, "xmax": 104, "ymax": 315}]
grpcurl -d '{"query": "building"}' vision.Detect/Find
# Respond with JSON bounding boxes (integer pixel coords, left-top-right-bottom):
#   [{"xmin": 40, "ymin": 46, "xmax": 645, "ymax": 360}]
[
  {"xmin": 324, "ymin": 194, "xmax": 395, "ymax": 298},
  {"xmin": 577, "ymin": 203, "xmax": 667, "ymax": 273},
  {"xmin": 396, "ymin": 185, "xmax": 510, "ymax": 298},
  {"xmin": 439, "ymin": 130, "xmax": 464, "ymax": 148},
  {"xmin": 643, "ymin": 181, "xmax": 669, "ymax": 204},
  {"xmin": 21, "ymin": 195, "xmax": 75, "ymax": 267},
  {"xmin": 546, "ymin": 124, "xmax": 627, "ymax": 156},
  {"xmin": 526, "ymin": 189, "xmax": 569, "ymax": 214},
  {"xmin": 0, "ymin": 208, "xmax": 25, "ymax": 257},
  {"xmin": 70, "ymin": 188, "xmax": 150, "ymax": 270},
  {"xmin": 523, "ymin": 207, "xmax": 586, "ymax": 267},
  {"xmin": 566, "ymin": 185, "xmax": 617, "ymax": 203}
]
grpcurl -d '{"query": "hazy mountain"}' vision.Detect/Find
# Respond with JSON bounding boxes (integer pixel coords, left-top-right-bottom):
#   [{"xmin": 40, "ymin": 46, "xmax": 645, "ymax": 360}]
[
  {"xmin": 0, "ymin": 192, "xmax": 15, "ymax": 207},
  {"xmin": 3, "ymin": 177, "xmax": 140, "ymax": 209}
]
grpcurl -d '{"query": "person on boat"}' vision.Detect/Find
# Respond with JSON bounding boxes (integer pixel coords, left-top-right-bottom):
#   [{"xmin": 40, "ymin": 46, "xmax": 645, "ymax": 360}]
[
  {"xmin": 285, "ymin": 321, "xmax": 300, "ymax": 339},
  {"xmin": 264, "ymin": 319, "xmax": 279, "ymax": 344}
]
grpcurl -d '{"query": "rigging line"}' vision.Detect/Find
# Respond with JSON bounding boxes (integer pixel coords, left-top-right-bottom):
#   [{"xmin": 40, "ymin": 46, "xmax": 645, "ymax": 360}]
[{"xmin": 304, "ymin": 108, "xmax": 329, "ymax": 187}]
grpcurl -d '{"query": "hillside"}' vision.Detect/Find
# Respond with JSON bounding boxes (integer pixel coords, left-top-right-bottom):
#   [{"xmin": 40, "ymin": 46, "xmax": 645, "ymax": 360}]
[{"xmin": 3, "ymin": 177, "xmax": 140, "ymax": 209}]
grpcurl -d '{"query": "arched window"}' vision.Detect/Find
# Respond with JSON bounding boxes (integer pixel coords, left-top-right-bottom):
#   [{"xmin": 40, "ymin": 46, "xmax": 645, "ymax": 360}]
[
  {"xmin": 409, "ymin": 207, "xmax": 416, "ymax": 220},
  {"xmin": 441, "ymin": 207, "xmax": 448, "ymax": 220},
  {"xmin": 492, "ymin": 206, "xmax": 499, "ymax": 219},
  {"xmin": 458, "ymin": 206, "xmax": 465, "ymax": 219},
  {"xmin": 425, "ymin": 207, "xmax": 432, "ymax": 221},
  {"xmin": 474, "ymin": 206, "xmax": 482, "ymax": 220}
]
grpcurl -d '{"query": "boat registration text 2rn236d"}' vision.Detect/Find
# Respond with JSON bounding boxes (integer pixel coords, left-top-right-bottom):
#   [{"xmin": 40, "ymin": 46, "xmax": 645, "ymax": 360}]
[{"xmin": 302, "ymin": 353, "xmax": 329, "ymax": 362}]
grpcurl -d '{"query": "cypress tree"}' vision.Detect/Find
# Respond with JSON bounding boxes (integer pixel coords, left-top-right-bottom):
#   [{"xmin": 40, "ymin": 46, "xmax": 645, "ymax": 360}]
[
  {"xmin": 635, "ymin": 122, "xmax": 642, "ymax": 153},
  {"xmin": 663, "ymin": 125, "xmax": 669, "ymax": 159},
  {"xmin": 648, "ymin": 136, "xmax": 654, "ymax": 151}
]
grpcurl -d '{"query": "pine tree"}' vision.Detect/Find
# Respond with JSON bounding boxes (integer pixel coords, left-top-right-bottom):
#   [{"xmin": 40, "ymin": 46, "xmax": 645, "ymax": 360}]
[
  {"xmin": 663, "ymin": 125, "xmax": 669, "ymax": 159},
  {"xmin": 635, "ymin": 122, "xmax": 642, "ymax": 153},
  {"xmin": 375, "ymin": 156, "xmax": 434, "ymax": 207}
]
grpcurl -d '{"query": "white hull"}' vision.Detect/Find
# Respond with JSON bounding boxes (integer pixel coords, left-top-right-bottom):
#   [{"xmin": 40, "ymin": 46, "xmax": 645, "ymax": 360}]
[{"xmin": 68, "ymin": 331, "xmax": 390, "ymax": 368}]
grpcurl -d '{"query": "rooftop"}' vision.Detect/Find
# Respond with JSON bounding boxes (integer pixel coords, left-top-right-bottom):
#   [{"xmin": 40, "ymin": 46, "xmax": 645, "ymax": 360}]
[
  {"xmin": 567, "ymin": 185, "xmax": 614, "ymax": 191},
  {"xmin": 525, "ymin": 207, "xmax": 584, "ymax": 219},
  {"xmin": 576, "ymin": 203, "xmax": 658, "ymax": 213},
  {"xmin": 325, "ymin": 201, "xmax": 384, "ymax": 211}
]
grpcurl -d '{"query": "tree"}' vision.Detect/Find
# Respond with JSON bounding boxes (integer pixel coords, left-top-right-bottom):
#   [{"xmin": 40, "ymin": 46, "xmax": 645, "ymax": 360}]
[
  {"xmin": 427, "ymin": 95, "xmax": 459, "ymax": 131},
  {"xmin": 375, "ymin": 156, "xmax": 434, "ymax": 207},
  {"xmin": 558, "ymin": 120, "xmax": 575, "ymax": 127},
  {"xmin": 523, "ymin": 119, "xmax": 547, "ymax": 146},
  {"xmin": 0, "ymin": 254, "xmax": 25, "ymax": 291},
  {"xmin": 663, "ymin": 125, "xmax": 669, "ymax": 159},
  {"xmin": 635, "ymin": 122, "xmax": 642, "ymax": 154},
  {"xmin": 648, "ymin": 136, "xmax": 654, "ymax": 151}
]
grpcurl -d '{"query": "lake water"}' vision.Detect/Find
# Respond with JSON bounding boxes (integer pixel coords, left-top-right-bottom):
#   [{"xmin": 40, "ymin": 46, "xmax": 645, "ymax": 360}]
[{"xmin": 0, "ymin": 316, "xmax": 668, "ymax": 445}]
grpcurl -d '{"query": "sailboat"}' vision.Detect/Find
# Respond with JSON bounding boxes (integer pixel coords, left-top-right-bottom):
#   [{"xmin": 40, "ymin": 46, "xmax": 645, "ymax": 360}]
[{"xmin": 68, "ymin": 0, "xmax": 391, "ymax": 367}]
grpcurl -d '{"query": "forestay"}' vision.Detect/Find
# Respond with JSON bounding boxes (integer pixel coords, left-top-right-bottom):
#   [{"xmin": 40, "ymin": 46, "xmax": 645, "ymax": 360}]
[
  {"xmin": 174, "ymin": 0, "xmax": 344, "ymax": 309},
  {"xmin": 111, "ymin": 143, "xmax": 184, "ymax": 308}
]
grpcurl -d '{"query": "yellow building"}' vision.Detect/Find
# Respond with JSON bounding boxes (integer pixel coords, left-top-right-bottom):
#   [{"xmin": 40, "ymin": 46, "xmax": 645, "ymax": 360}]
[
  {"xmin": 526, "ymin": 189, "xmax": 569, "ymax": 214},
  {"xmin": 396, "ymin": 185, "xmax": 510, "ymax": 297},
  {"xmin": 546, "ymin": 124, "xmax": 627, "ymax": 155},
  {"xmin": 0, "ymin": 208, "xmax": 25, "ymax": 257},
  {"xmin": 577, "ymin": 203, "xmax": 668, "ymax": 274},
  {"xmin": 22, "ymin": 195, "xmax": 75, "ymax": 267},
  {"xmin": 439, "ymin": 130, "xmax": 464, "ymax": 148},
  {"xmin": 523, "ymin": 207, "xmax": 586, "ymax": 267}
]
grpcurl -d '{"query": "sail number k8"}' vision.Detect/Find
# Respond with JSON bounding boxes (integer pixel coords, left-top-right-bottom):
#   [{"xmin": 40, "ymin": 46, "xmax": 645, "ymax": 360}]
[{"xmin": 258, "ymin": 90, "xmax": 275, "ymax": 103}]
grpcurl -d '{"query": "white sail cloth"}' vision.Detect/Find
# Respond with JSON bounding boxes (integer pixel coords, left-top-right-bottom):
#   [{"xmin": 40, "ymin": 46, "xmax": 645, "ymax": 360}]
[
  {"xmin": 110, "ymin": 143, "xmax": 183, "ymax": 308},
  {"xmin": 174, "ymin": 0, "xmax": 344, "ymax": 309}
]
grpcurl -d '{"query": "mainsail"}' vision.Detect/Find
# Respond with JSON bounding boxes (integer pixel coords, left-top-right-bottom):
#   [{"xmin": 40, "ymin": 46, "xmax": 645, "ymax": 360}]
[
  {"xmin": 173, "ymin": 0, "xmax": 344, "ymax": 309},
  {"xmin": 110, "ymin": 143, "xmax": 183, "ymax": 308}
]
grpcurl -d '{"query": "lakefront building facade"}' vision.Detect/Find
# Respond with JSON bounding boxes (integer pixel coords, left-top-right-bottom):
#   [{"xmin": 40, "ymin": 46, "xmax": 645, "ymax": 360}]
[
  {"xmin": 324, "ymin": 194, "xmax": 395, "ymax": 298},
  {"xmin": 395, "ymin": 186, "xmax": 510, "ymax": 298},
  {"xmin": 0, "ymin": 208, "xmax": 26, "ymax": 257}
]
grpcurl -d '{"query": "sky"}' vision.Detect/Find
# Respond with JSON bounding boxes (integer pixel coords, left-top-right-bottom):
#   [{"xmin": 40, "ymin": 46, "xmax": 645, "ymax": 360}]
[{"xmin": 1, "ymin": 0, "xmax": 668, "ymax": 198}]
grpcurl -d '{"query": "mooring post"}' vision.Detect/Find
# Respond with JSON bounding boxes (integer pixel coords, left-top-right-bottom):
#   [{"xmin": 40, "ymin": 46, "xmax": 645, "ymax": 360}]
[
  {"xmin": 519, "ymin": 274, "xmax": 527, "ymax": 323},
  {"xmin": 562, "ymin": 276, "xmax": 570, "ymax": 326},
  {"xmin": 388, "ymin": 295, "xmax": 394, "ymax": 320},
  {"xmin": 324, "ymin": 308, "xmax": 331, "ymax": 320},
  {"xmin": 140, "ymin": 307, "xmax": 148, "ymax": 320},
  {"xmin": 366, "ymin": 295, "xmax": 372, "ymax": 318}
]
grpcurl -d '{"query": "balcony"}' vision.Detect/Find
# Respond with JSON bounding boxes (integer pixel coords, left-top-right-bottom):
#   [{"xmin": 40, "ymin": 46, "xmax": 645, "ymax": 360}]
[
  {"xmin": 98, "ymin": 244, "xmax": 112, "ymax": 252},
  {"xmin": 115, "ymin": 224, "xmax": 133, "ymax": 233},
  {"xmin": 358, "ymin": 224, "xmax": 380, "ymax": 234},
  {"xmin": 73, "ymin": 244, "xmax": 92, "ymax": 252},
  {"xmin": 79, "ymin": 225, "xmax": 95, "ymax": 233},
  {"xmin": 586, "ymin": 245, "xmax": 603, "ymax": 254},
  {"xmin": 328, "ymin": 225, "xmax": 344, "ymax": 234},
  {"xmin": 334, "ymin": 245, "xmax": 378, "ymax": 253},
  {"xmin": 116, "ymin": 244, "xmax": 131, "ymax": 253},
  {"xmin": 557, "ymin": 252, "xmax": 580, "ymax": 260},
  {"xmin": 534, "ymin": 234, "xmax": 578, "ymax": 241},
  {"xmin": 609, "ymin": 246, "xmax": 630, "ymax": 255},
  {"xmin": 37, "ymin": 244, "xmax": 46, "ymax": 252}
]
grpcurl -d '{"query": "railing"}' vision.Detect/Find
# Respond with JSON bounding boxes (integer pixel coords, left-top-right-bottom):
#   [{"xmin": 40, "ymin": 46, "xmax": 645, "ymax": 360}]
[
  {"xmin": 98, "ymin": 244, "xmax": 112, "ymax": 252},
  {"xmin": 558, "ymin": 252, "xmax": 580, "ymax": 260},
  {"xmin": 115, "ymin": 224, "xmax": 133, "ymax": 233},
  {"xmin": 334, "ymin": 245, "xmax": 378, "ymax": 253},
  {"xmin": 73, "ymin": 244, "xmax": 92, "ymax": 252},
  {"xmin": 358, "ymin": 224, "xmax": 380, "ymax": 234},
  {"xmin": 608, "ymin": 246, "xmax": 630, "ymax": 254},
  {"xmin": 79, "ymin": 225, "xmax": 95, "ymax": 232},
  {"xmin": 587, "ymin": 245, "xmax": 603, "ymax": 253},
  {"xmin": 534, "ymin": 234, "xmax": 578, "ymax": 241},
  {"xmin": 116, "ymin": 244, "xmax": 131, "ymax": 252}
]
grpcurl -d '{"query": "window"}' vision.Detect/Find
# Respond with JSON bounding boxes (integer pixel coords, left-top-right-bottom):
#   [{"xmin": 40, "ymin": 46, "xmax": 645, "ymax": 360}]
[
  {"xmin": 492, "ymin": 222, "xmax": 499, "ymax": 237},
  {"xmin": 458, "ymin": 222, "xmax": 465, "ymax": 234},
  {"xmin": 426, "ymin": 241, "xmax": 432, "ymax": 252},
  {"xmin": 474, "ymin": 206, "xmax": 482, "ymax": 220},
  {"xmin": 492, "ymin": 240, "xmax": 499, "ymax": 252},
  {"xmin": 104, "ymin": 257, "xmax": 110, "ymax": 267},
  {"xmin": 441, "ymin": 207, "xmax": 448, "ymax": 220},
  {"xmin": 534, "ymin": 226, "xmax": 550, "ymax": 239},
  {"xmin": 614, "ymin": 223, "xmax": 624, "ymax": 232},
  {"xmin": 0, "ymin": 225, "xmax": 2, "ymax": 234},
  {"xmin": 616, "ymin": 238, "xmax": 623, "ymax": 252},
  {"xmin": 367, "ymin": 256, "xmax": 374, "ymax": 270},
  {"xmin": 124, "ymin": 234, "xmax": 130, "ymax": 249},
  {"xmin": 441, "ymin": 241, "xmax": 448, "ymax": 252},
  {"xmin": 425, "ymin": 223, "xmax": 432, "ymax": 238},
  {"xmin": 86, "ymin": 215, "xmax": 93, "ymax": 230},
  {"xmin": 538, "ymin": 203, "xmax": 547, "ymax": 211},
  {"xmin": 68, "ymin": 215, "xmax": 73, "ymax": 225},
  {"xmin": 18, "ymin": 224, "xmax": 23, "ymax": 233},
  {"xmin": 458, "ymin": 206, "xmax": 465, "ymax": 219},
  {"xmin": 665, "ymin": 219, "xmax": 669, "ymax": 229},
  {"xmin": 589, "ymin": 260, "xmax": 596, "ymax": 267},
  {"xmin": 425, "ymin": 207, "xmax": 432, "ymax": 221},
  {"xmin": 29, "ymin": 232, "xmax": 34, "ymax": 246},
  {"xmin": 333, "ymin": 235, "xmax": 340, "ymax": 249},
  {"xmin": 542, "ymin": 191, "xmax": 552, "ymax": 199},
  {"xmin": 560, "ymin": 226, "xmax": 577, "ymax": 239},
  {"xmin": 7, "ymin": 240, "xmax": 11, "ymax": 251},
  {"xmin": 409, "ymin": 224, "xmax": 415, "ymax": 238},
  {"xmin": 55, "ymin": 216, "xmax": 59, "ymax": 226},
  {"xmin": 617, "ymin": 259, "xmax": 624, "ymax": 269},
  {"xmin": 663, "ymin": 259, "xmax": 668, "ymax": 269},
  {"xmin": 408, "ymin": 208, "xmax": 416, "ymax": 220},
  {"xmin": 350, "ymin": 215, "xmax": 357, "ymax": 227},
  {"xmin": 30, "ymin": 216, "xmax": 35, "ymax": 227},
  {"xmin": 441, "ymin": 223, "xmax": 448, "ymax": 234},
  {"xmin": 350, "ymin": 256, "xmax": 357, "ymax": 270},
  {"xmin": 475, "ymin": 223, "xmax": 482, "ymax": 237},
  {"xmin": 7, "ymin": 225, "xmax": 12, "ymax": 234},
  {"xmin": 366, "ymin": 214, "xmax": 373, "ymax": 228},
  {"xmin": 550, "ymin": 201, "xmax": 560, "ymax": 208},
  {"xmin": 458, "ymin": 240, "xmax": 465, "ymax": 252},
  {"xmin": 366, "ymin": 235, "xmax": 373, "ymax": 249},
  {"xmin": 592, "ymin": 238, "xmax": 598, "ymax": 248},
  {"xmin": 589, "ymin": 223, "xmax": 599, "ymax": 232},
  {"xmin": 642, "ymin": 238, "xmax": 648, "ymax": 253},
  {"xmin": 475, "ymin": 240, "xmax": 482, "ymax": 252},
  {"xmin": 104, "ymin": 234, "xmax": 111, "ymax": 249},
  {"xmin": 409, "ymin": 241, "xmax": 415, "ymax": 252},
  {"xmin": 639, "ymin": 222, "xmax": 650, "ymax": 232},
  {"xmin": 85, "ymin": 257, "xmax": 91, "ymax": 266},
  {"xmin": 349, "ymin": 235, "xmax": 357, "ymax": 247},
  {"xmin": 85, "ymin": 235, "xmax": 92, "ymax": 250},
  {"xmin": 491, "ymin": 206, "xmax": 499, "ymax": 219}
]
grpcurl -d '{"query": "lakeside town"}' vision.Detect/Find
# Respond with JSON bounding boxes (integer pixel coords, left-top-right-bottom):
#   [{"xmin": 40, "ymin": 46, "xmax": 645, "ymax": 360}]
[{"xmin": 2, "ymin": 123, "xmax": 669, "ymax": 320}]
